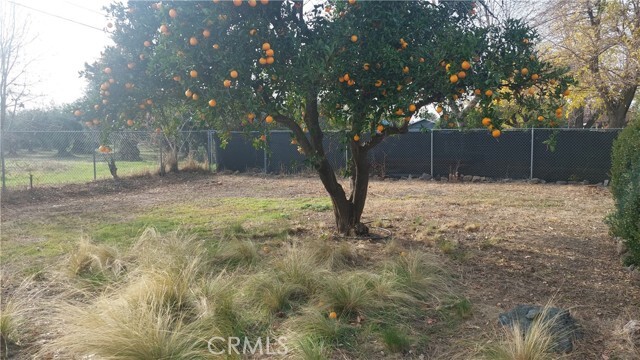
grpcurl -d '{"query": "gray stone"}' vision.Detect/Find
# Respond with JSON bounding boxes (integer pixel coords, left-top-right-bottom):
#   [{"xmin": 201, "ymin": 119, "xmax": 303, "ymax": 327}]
[
  {"xmin": 617, "ymin": 241, "xmax": 628, "ymax": 256},
  {"xmin": 556, "ymin": 181, "xmax": 568, "ymax": 185},
  {"xmin": 498, "ymin": 305, "xmax": 580, "ymax": 353},
  {"xmin": 623, "ymin": 320, "xmax": 640, "ymax": 340},
  {"xmin": 581, "ymin": 180, "xmax": 590, "ymax": 185},
  {"xmin": 463, "ymin": 175, "xmax": 473, "ymax": 182},
  {"xmin": 502, "ymin": 178, "xmax": 513, "ymax": 183},
  {"xmin": 529, "ymin": 178, "xmax": 542, "ymax": 184},
  {"xmin": 604, "ymin": 179, "xmax": 610, "ymax": 186},
  {"xmin": 419, "ymin": 173, "xmax": 433, "ymax": 181},
  {"xmin": 407, "ymin": 174, "xmax": 412, "ymax": 180},
  {"xmin": 472, "ymin": 176, "xmax": 482, "ymax": 182},
  {"xmin": 440, "ymin": 177, "xmax": 448, "ymax": 183}
]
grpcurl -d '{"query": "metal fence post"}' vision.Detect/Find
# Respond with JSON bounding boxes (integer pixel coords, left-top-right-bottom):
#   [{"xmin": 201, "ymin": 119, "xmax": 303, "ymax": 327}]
[
  {"xmin": 430, "ymin": 130, "xmax": 434, "ymax": 176},
  {"xmin": 530, "ymin": 127, "xmax": 534, "ymax": 180},
  {"xmin": 93, "ymin": 150, "xmax": 97, "ymax": 181},
  {"xmin": 263, "ymin": 133, "xmax": 268, "ymax": 174}
]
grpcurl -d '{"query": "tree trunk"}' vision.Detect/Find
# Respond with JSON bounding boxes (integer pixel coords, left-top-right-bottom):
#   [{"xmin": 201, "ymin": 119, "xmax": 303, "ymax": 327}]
[
  {"xmin": 603, "ymin": 86, "xmax": 636, "ymax": 128},
  {"xmin": 315, "ymin": 143, "xmax": 370, "ymax": 236}
]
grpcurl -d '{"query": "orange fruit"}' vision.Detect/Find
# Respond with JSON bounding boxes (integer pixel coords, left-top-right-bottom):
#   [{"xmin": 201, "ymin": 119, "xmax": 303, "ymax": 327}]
[
  {"xmin": 527, "ymin": 88, "xmax": 535, "ymax": 95},
  {"xmin": 482, "ymin": 117, "xmax": 491, "ymax": 126},
  {"xmin": 127, "ymin": 119, "xmax": 134, "ymax": 126},
  {"xmin": 461, "ymin": 60, "xmax": 471, "ymax": 70},
  {"xmin": 347, "ymin": 79, "xmax": 355, "ymax": 86},
  {"xmin": 94, "ymin": 105, "xmax": 100, "ymax": 110},
  {"xmin": 521, "ymin": 68, "xmax": 529, "ymax": 76},
  {"xmin": 208, "ymin": 99, "xmax": 217, "ymax": 107},
  {"xmin": 474, "ymin": 89, "xmax": 481, "ymax": 95},
  {"xmin": 374, "ymin": 80, "xmax": 383, "ymax": 87},
  {"xmin": 203, "ymin": 29, "xmax": 211, "ymax": 38},
  {"xmin": 212, "ymin": 44, "xmax": 220, "ymax": 50},
  {"xmin": 262, "ymin": 42, "xmax": 271, "ymax": 51},
  {"xmin": 260, "ymin": 0, "xmax": 269, "ymax": 4},
  {"xmin": 249, "ymin": 28, "xmax": 257, "ymax": 36},
  {"xmin": 85, "ymin": 121, "xmax": 92, "ymax": 127},
  {"xmin": 159, "ymin": 24, "xmax": 168, "ymax": 34},
  {"xmin": 248, "ymin": 0, "xmax": 257, "ymax": 7},
  {"xmin": 265, "ymin": 49, "xmax": 274, "ymax": 57},
  {"xmin": 348, "ymin": 0, "xmax": 356, "ymax": 4},
  {"xmin": 190, "ymin": 70, "xmax": 198, "ymax": 78},
  {"xmin": 436, "ymin": 106, "xmax": 443, "ymax": 113},
  {"xmin": 338, "ymin": 76, "xmax": 345, "ymax": 83},
  {"xmin": 408, "ymin": 104, "xmax": 416, "ymax": 112},
  {"xmin": 192, "ymin": 94, "xmax": 199, "ymax": 100},
  {"xmin": 260, "ymin": 134, "xmax": 266, "ymax": 141},
  {"xmin": 523, "ymin": 38, "xmax": 529, "ymax": 44},
  {"xmin": 396, "ymin": 85, "xmax": 403, "ymax": 91},
  {"xmin": 230, "ymin": 70, "xmax": 238, "ymax": 78},
  {"xmin": 445, "ymin": 63, "xmax": 451, "ymax": 71},
  {"xmin": 223, "ymin": 79, "xmax": 232, "ymax": 87},
  {"xmin": 419, "ymin": 57, "xmax": 425, "ymax": 63},
  {"xmin": 363, "ymin": 63, "xmax": 370, "ymax": 70},
  {"xmin": 146, "ymin": 99, "xmax": 153, "ymax": 105},
  {"xmin": 449, "ymin": 74, "xmax": 459, "ymax": 83},
  {"xmin": 563, "ymin": 89, "xmax": 571, "ymax": 97},
  {"xmin": 173, "ymin": 75, "xmax": 181, "ymax": 81},
  {"xmin": 395, "ymin": 108, "xmax": 404, "ymax": 116},
  {"xmin": 492, "ymin": 129, "xmax": 501, "ymax": 138},
  {"xmin": 266, "ymin": 56, "xmax": 275, "ymax": 64},
  {"xmin": 403, "ymin": 66, "xmax": 409, "ymax": 74},
  {"xmin": 265, "ymin": 115, "xmax": 274, "ymax": 123},
  {"xmin": 329, "ymin": 311, "xmax": 337, "ymax": 319},
  {"xmin": 377, "ymin": 124, "xmax": 384, "ymax": 133},
  {"xmin": 74, "ymin": 110, "xmax": 82, "ymax": 116},
  {"xmin": 531, "ymin": 73, "xmax": 539, "ymax": 81},
  {"xmin": 353, "ymin": 134, "xmax": 360, "ymax": 141},
  {"xmin": 93, "ymin": 119, "xmax": 101, "ymax": 125},
  {"xmin": 259, "ymin": 57, "xmax": 267, "ymax": 65},
  {"xmin": 537, "ymin": 115, "xmax": 544, "ymax": 121},
  {"xmin": 247, "ymin": 112, "xmax": 255, "ymax": 121},
  {"xmin": 351, "ymin": 35, "xmax": 358, "ymax": 42},
  {"xmin": 189, "ymin": 37, "xmax": 198, "ymax": 46},
  {"xmin": 104, "ymin": 67, "xmax": 112, "ymax": 74},
  {"xmin": 457, "ymin": 71, "xmax": 466, "ymax": 79},
  {"xmin": 185, "ymin": 89, "xmax": 193, "ymax": 98},
  {"xmin": 452, "ymin": 94, "xmax": 459, "ymax": 101},
  {"xmin": 485, "ymin": 89, "xmax": 493, "ymax": 97},
  {"xmin": 169, "ymin": 8, "xmax": 177, "ymax": 18},
  {"xmin": 343, "ymin": 73, "xmax": 350, "ymax": 81},
  {"xmin": 233, "ymin": 0, "xmax": 242, "ymax": 6}
]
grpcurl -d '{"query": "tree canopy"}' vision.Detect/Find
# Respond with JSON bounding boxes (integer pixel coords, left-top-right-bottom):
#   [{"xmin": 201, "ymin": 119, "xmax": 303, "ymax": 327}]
[{"xmin": 76, "ymin": 0, "xmax": 572, "ymax": 234}]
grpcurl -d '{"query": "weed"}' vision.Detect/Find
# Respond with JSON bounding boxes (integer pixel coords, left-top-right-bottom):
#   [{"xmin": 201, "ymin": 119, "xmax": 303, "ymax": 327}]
[{"xmin": 380, "ymin": 326, "xmax": 411, "ymax": 353}]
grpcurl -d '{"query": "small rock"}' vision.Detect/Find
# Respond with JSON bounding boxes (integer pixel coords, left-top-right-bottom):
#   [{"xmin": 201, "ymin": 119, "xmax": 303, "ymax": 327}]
[
  {"xmin": 556, "ymin": 180, "xmax": 568, "ymax": 185},
  {"xmin": 419, "ymin": 173, "xmax": 433, "ymax": 181},
  {"xmin": 502, "ymin": 178, "xmax": 513, "ymax": 183},
  {"xmin": 604, "ymin": 179, "xmax": 610, "ymax": 186},
  {"xmin": 440, "ymin": 177, "xmax": 448, "ymax": 183},
  {"xmin": 617, "ymin": 241, "xmax": 629, "ymax": 256},
  {"xmin": 529, "ymin": 178, "xmax": 541, "ymax": 184},
  {"xmin": 581, "ymin": 180, "xmax": 590, "ymax": 185},
  {"xmin": 472, "ymin": 176, "xmax": 482, "ymax": 182},
  {"xmin": 627, "ymin": 265, "xmax": 636, "ymax": 272},
  {"xmin": 463, "ymin": 175, "xmax": 473, "ymax": 182},
  {"xmin": 407, "ymin": 174, "xmax": 412, "ymax": 180},
  {"xmin": 233, "ymin": 170, "xmax": 240, "ymax": 175},
  {"xmin": 499, "ymin": 305, "xmax": 580, "ymax": 353},
  {"xmin": 631, "ymin": 269, "xmax": 640, "ymax": 281}
]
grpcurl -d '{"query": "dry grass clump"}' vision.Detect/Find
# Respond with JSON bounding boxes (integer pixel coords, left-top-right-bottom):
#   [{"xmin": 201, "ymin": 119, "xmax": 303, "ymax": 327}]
[
  {"xmin": 45, "ymin": 228, "xmax": 463, "ymax": 359},
  {"xmin": 67, "ymin": 238, "xmax": 125, "ymax": 284}
]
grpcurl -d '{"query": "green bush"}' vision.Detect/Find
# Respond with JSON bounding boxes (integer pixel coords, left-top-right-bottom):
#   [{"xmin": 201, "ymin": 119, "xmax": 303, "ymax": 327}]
[{"xmin": 607, "ymin": 119, "xmax": 640, "ymax": 265}]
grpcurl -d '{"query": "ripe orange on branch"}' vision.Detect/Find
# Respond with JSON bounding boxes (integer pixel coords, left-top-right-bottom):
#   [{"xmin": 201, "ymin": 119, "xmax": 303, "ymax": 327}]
[
  {"xmin": 482, "ymin": 117, "xmax": 491, "ymax": 126},
  {"xmin": 208, "ymin": 99, "xmax": 217, "ymax": 107},
  {"xmin": 230, "ymin": 70, "xmax": 238, "ymax": 78},
  {"xmin": 449, "ymin": 74, "xmax": 459, "ymax": 83},
  {"xmin": 461, "ymin": 60, "xmax": 471, "ymax": 70},
  {"xmin": 223, "ymin": 79, "xmax": 232, "ymax": 87}
]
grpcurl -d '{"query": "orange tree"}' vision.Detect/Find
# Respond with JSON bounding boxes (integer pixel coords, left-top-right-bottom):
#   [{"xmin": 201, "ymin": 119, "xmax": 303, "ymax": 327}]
[{"xmin": 78, "ymin": 0, "xmax": 571, "ymax": 235}]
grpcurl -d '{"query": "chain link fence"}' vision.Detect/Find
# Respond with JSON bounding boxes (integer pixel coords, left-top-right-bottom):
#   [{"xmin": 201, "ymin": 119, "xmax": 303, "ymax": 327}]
[
  {"xmin": 0, "ymin": 130, "xmax": 211, "ymax": 190},
  {"xmin": 0, "ymin": 128, "xmax": 621, "ymax": 191}
]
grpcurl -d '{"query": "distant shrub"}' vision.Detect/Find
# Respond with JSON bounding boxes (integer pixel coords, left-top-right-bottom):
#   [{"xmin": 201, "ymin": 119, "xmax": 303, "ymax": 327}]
[{"xmin": 607, "ymin": 119, "xmax": 640, "ymax": 265}]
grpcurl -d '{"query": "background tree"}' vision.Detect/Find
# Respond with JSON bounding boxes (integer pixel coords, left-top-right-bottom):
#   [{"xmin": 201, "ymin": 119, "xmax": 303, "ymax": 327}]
[
  {"xmin": 538, "ymin": 0, "xmax": 640, "ymax": 128},
  {"xmin": 1, "ymin": 1, "xmax": 36, "ymax": 190},
  {"xmin": 79, "ymin": 0, "xmax": 571, "ymax": 235}
]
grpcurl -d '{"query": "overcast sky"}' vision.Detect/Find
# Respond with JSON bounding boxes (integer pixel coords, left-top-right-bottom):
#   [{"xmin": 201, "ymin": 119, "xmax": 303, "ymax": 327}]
[{"xmin": 7, "ymin": 0, "xmax": 114, "ymax": 109}]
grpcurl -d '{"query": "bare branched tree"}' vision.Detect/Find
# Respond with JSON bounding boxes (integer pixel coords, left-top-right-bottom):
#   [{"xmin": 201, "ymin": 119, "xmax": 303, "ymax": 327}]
[{"xmin": 1, "ymin": 0, "xmax": 35, "ymax": 190}]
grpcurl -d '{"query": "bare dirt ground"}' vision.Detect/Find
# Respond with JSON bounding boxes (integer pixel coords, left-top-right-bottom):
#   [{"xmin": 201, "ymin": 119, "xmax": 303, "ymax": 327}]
[{"xmin": 2, "ymin": 172, "xmax": 639, "ymax": 359}]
